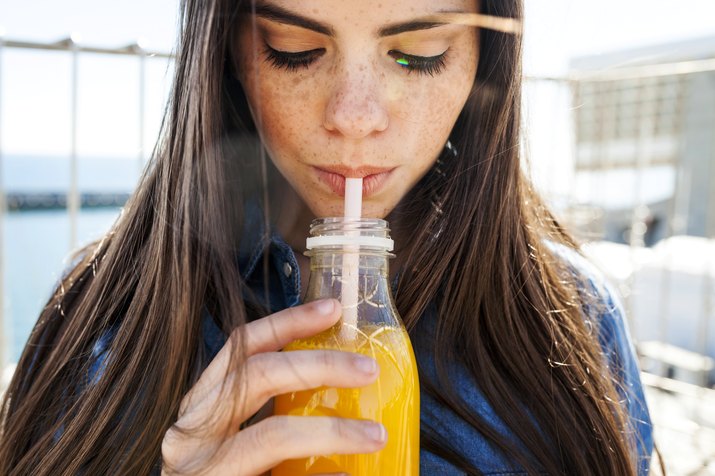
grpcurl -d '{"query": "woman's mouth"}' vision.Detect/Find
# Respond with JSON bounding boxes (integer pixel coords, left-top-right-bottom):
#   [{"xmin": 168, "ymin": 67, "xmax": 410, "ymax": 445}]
[{"xmin": 312, "ymin": 166, "xmax": 396, "ymax": 198}]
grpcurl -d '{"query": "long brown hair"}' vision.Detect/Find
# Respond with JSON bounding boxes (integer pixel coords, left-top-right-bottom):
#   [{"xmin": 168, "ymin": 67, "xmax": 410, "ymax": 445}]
[{"xmin": 1, "ymin": 0, "xmax": 647, "ymax": 474}]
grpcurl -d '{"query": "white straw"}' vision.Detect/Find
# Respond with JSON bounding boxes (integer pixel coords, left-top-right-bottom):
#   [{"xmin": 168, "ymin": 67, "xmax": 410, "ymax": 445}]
[
  {"xmin": 344, "ymin": 178, "xmax": 363, "ymax": 219},
  {"xmin": 342, "ymin": 178, "xmax": 362, "ymax": 339}
]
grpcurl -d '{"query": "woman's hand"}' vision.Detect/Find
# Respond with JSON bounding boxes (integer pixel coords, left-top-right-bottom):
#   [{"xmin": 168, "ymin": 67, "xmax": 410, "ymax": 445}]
[{"xmin": 161, "ymin": 299, "xmax": 385, "ymax": 475}]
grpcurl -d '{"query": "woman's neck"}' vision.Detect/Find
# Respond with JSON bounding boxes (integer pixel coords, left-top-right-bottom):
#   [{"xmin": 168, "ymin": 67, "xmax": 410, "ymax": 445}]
[{"xmin": 274, "ymin": 183, "xmax": 315, "ymax": 254}]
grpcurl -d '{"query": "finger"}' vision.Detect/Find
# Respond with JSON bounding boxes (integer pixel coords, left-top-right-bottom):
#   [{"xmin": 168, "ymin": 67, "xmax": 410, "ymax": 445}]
[
  {"xmin": 244, "ymin": 299, "xmax": 341, "ymax": 355},
  {"xmin": 219, "ymin": 416, "xmax": 387, "ymax": 476},
  {"xmin": 241, "ymin": 349, "xmax": 379, "ymax": 420},
  {"xmin": 180, "ymin": 350, "xmax": 379, "ymax": 431},
  {"xmin": 184, "ymin": 299, "xmax": 341, "ymax": 414}
]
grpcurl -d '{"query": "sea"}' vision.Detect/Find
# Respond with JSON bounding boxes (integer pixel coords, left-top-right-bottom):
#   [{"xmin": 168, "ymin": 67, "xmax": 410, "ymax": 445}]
[{"xmin": 2, "ymin": 155, "xmax": 140, "ymax": 362}]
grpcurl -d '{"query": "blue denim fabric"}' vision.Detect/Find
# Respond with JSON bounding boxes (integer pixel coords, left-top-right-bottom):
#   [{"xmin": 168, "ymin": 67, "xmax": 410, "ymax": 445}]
[{"xmin": 83, "ymin": 223, "xmax": 653, "ymax": 475}]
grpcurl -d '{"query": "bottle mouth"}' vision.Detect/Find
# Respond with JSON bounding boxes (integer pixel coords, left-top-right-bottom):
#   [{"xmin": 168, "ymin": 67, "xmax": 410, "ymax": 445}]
[{"xmin": 306, "ymin": 217, "xmax": 394, "ymax": 251}]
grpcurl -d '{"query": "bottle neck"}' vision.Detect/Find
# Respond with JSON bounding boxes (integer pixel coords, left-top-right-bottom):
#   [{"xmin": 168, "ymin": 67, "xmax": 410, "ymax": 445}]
[
  {"xmin": 304, "ymin": 218, "xmax": 397, "ymax": 319},
  {"xmin": 307, "ymin": 249, "xmax": 390, "ymax": 273},
  {"xmin": 304, "ymin": 249, "xmax": 392, "ymax": 302}
]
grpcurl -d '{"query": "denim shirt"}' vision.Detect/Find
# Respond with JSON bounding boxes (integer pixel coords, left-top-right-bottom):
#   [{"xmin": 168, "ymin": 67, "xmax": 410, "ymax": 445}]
[{"xmin": 85, "ymin": 221, "xmax": 654, "ymax": 475}]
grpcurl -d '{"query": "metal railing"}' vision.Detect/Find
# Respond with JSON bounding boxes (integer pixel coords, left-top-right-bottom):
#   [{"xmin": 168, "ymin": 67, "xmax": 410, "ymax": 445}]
[
  {"xmin": 0, "ymin": 37, "xmax": 173, "ymax": 376},
  {"xmin": 1, "ymin": 37, "xmax": 172, "ymax": 248}
]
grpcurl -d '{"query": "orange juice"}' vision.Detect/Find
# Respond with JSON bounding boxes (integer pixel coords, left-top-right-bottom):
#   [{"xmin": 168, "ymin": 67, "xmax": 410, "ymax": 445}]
[{"xmin": 272, "ymin": 323, "xmax": 420, "ymax": 475}]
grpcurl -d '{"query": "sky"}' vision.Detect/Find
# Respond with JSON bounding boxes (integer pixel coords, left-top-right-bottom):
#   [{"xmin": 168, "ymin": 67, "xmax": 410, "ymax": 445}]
[
  {"xmin": 522, "ymin": 0, "xmax": 715, "ymax": 75},
  {"xmin": 0, "ymin": 0, "xmax": 714, "ymax": 159}
]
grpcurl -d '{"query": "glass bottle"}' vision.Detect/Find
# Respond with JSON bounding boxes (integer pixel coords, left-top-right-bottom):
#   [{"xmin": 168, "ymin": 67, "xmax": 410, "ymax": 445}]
[{"xmin": 273, "ymin": 217, "xmax": 420, "ymax": 475}]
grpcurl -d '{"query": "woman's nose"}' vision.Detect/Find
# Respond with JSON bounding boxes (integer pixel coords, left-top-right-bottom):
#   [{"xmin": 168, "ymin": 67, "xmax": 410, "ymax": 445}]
[{"xmin": 323, "ymin": 68, "xmax": 389, "ymax": 139}]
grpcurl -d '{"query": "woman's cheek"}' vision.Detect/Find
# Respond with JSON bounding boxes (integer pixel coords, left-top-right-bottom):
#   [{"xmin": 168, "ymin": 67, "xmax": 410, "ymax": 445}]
[{"xmin": 260, "ymin": 77, "xmax": 316, "ymax": 142}]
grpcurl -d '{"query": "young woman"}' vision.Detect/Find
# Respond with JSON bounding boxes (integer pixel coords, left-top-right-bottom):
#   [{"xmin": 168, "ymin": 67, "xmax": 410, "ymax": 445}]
[{"xmin": 1, "ymin": 0, "xmax": 656, "ymax": 474}]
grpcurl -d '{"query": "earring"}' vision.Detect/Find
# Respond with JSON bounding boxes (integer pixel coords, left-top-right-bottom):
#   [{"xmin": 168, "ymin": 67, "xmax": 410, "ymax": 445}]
[
  {"xmin": 432, "ymin": 139, "xmax": 456, "ymax": 180},
  {"xmin": 427, "ymin": 140, "xmax": 456, "ymax": 219},
  {"xmin": 445, "ymin": 139, "xmax": 457, "ymax": 156}
]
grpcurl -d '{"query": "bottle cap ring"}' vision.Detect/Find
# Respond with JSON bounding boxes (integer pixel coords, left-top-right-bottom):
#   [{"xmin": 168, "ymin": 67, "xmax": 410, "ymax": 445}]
[{"xmin": 306, "ymin": 235, "xmax": 394, "ymax": 251}]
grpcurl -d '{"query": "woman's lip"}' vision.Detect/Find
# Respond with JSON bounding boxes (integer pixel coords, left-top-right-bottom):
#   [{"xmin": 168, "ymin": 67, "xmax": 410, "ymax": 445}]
[
  {"xmin": 312, "ymin": 166, "xmax": 396, "ymax": 198},
  {"xmin": 314, "ymin": 165, "xmax": 395, "ymax": 178}
]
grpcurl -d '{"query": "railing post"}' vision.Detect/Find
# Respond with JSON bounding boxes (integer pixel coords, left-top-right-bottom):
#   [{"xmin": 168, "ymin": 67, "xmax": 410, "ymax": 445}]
[
  {"xmin": 138, "ymin": 42, "xmax": 146, "ymax": 175},
  {"xmin": 68, "ymin": 35, "xmax": 80, "ymax": 250},
  {"xmin": 0, "ymin": 31, "xmax": 6, "ymax": 373},
  {"xmin": 698, "ymin": 112, "xmax": 715, "ymax": 388}
]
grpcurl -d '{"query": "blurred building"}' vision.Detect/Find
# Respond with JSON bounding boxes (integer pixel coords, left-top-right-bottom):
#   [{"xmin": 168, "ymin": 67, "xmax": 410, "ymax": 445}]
[{"xmin": 568, "ymin": 36, "xmax": 715, "ymax": 246}]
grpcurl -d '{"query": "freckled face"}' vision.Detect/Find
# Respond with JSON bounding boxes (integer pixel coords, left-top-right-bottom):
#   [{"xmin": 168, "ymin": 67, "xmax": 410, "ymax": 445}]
[{"xmin": 235, "ymin": 0, "xmax": 478, "ymax": 218}]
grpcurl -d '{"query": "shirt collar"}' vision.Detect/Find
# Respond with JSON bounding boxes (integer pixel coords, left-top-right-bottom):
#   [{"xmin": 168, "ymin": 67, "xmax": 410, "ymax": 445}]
[
  {"xmin": 236, "ymin": 199, "xmax": 304, "ymax": 310},
  {"xmin": 237, "ymin": 199, "xmax": 278, "ymax": 281}
]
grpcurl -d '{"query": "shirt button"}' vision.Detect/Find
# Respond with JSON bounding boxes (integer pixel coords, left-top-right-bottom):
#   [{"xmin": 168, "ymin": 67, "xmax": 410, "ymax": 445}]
[{"xmin": 283, "ymin": 262, "xmax": 293, "ymax": 278}]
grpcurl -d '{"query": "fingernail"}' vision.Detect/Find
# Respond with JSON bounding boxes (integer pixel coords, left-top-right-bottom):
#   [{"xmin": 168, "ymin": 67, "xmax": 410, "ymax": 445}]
[
  {"xmin": 362, "ymin": 422, "xmax": 386, "ymax": 443},
  {"xmin": 353, "ymin": 355, "xmax": 378, "ymax": 374},
  {"xmin": 314, "ymin": 299, "xmax": 335, "ymax": 315}
]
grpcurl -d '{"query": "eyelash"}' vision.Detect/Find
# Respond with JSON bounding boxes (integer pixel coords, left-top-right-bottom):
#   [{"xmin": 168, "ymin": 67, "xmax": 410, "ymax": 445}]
[
  {"xmin": 263, "ymin": 44, "xmax": 448, "ymax": 76},
  {"xmin": 388, "ymin": 50, "xmax": 448, "ymax": 76},
  {"xmin": 264, "ymin": 46, "xmax": 325, "ymax": 72}
]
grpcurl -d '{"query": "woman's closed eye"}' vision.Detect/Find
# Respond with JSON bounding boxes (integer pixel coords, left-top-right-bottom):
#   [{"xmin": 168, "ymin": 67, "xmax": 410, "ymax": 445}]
[
  {"xmin": 387, "ymin": 49, "xmax": 448, "ymax": 76},
  {"xmin": 264, "ymin": 45, "xmax": 326, "ymax": 72},
  {"xmin": 263, "ymin": 43, "xmax": 448, "ymax": 77}
]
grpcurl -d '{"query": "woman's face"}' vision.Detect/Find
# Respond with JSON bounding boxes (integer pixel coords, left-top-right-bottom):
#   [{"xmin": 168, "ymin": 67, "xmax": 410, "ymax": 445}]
[{"xmin": 236, "ymin": 0, "xmax": 478, "ymax": 218}]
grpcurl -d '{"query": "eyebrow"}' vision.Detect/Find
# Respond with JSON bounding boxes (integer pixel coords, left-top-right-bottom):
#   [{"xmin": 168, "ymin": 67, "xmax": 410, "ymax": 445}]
[
  {"xmin": 253, "ymin": 4, "xmax": 334, "ymax": 36},
  {"xmin": 252, "ymin": 3, "xmax": 457, "ymax": 38},
  {"xmin": 380, "ymin": 20, "xmax": 449, "ymax": 37}
]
